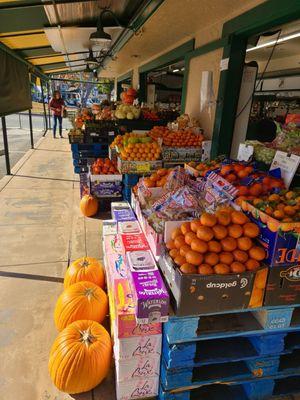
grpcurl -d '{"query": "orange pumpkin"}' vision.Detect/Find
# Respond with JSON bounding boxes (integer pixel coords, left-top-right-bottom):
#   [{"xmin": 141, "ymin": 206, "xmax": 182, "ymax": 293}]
[
  {"xmin": 54, "ymin": 281, "xmax": 108, "ymax": 331},
  {"xmin": 64, "ymin": 257, "xmax": 105, "ymax": 289},
  {"xmin": 80, "ymin": 195, "xmax": 98, "ymax": 217},
  {"xmin": 49, "ymin": 320, "xmax": 112, "ymax": 394}
]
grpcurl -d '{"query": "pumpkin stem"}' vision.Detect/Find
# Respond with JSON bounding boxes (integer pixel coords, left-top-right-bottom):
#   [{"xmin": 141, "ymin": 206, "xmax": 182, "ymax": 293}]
[
  {"xmin": 80, "ymin": 259, "xmax": 90, "ymax": 268},
  {"xmin": 79, "ymin": 328, "xmax": 95, "ymax": 347},
  {"xmin": 84, "ymin": 287, "xmax": 95, "ymax": 300}
]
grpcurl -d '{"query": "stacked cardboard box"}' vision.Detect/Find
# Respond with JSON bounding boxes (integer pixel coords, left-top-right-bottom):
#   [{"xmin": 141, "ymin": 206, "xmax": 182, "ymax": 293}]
[{"xmin": 103, "ymin": 202, "xmax": 169, "ymax": 400}]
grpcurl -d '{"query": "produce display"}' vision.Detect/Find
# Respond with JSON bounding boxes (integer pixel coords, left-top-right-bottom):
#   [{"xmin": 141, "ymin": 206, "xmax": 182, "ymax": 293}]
[
  {"xmin": 64, "ymin": 257, "xmax": 105, "ymax": 289},
  {"xmin": 54, "ymin": 280, "xmax": 108, "ymax": 331},
  {"xmin": 80, "ymin": 194, "xmax": 99, "ymax": 217},
  {"xmin": 49, "ymin": 257, "xmax": 111, "ymax": 394},
  {"xmin": 142, "ymin": 168, "xmax": 171, "ymax": 188},
  {"xmin": 186, "ymin": 160, "xmax": 285, "ymax": 205},
  {"xmin": 120, "ymin": 87, "xmax": 137, "ymax": 105},
  {"xmin": 245, "ymin": 189, "xmax": 300, "ymax": 222},
  {"xmin": 148, "ymin": 126, "xmax": 204, "ymax": 147},
  {"xmin": 49, "ymin": 320, "xmax": 112, "ymax": 394},
  {"xmin": 115, "ymin": 104, "xmax": 141, "ymax": 120},
  {"xmin": 166, "ymin": 208, "xmax": 265, "ymax": 275},
  {"xmin": 118, "ymin": 132, "xmax": 161, "ymax": 161},
  {"xmin": 141, "ymin": 108, "xmax": 160, "ymax": 121},
  {"xmin": 91, "ymin": 158, "xmax": 119, "ymax": 175}
]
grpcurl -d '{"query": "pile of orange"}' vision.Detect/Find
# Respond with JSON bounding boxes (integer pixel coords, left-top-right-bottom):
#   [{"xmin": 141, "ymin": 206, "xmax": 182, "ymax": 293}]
[
  {"xmin": 246, "ymin": 190, "xmax": 300, "ymax": 222},
  {"xmin": 148, "ymin": 127, "xmax": 204, "ymax": 147},
  {"xmin": 166, "ymin": 208, "xmax": 265, "ymax": 275},
  {"xmin": 91, "ymin": 158, "xmax": 119, "ymax": 175},
  {"xmin": 120, "ymin": 142, "xmax": 161, "ymax": 161},
  {"xmin": 187, "ymin": 160, "xmax": 221, "ymax": 177},
  {"xmin": 143, "ymin": 168, "xmax": 171, "ymax": 188},
  {"xmin": 110, "ymin": 134, "xmax": 123, "ymax": 149}
]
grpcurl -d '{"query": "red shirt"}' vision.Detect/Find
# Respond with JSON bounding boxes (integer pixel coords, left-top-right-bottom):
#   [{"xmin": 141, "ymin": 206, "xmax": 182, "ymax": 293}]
[{"xmin": 50, "ymin": 98, "xmax": 65, "ymax": 116}]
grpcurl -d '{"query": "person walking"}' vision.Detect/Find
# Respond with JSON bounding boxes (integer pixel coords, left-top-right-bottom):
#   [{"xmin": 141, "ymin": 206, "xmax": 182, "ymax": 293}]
[{"xmin": 49, "ymin": 90, "xmax": 65, "ymax": 138}]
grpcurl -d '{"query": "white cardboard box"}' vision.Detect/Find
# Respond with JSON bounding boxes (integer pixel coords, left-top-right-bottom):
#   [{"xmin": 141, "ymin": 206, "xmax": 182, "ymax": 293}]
[
  {"xmin": 114, "ymin": 334, "xmax": 162, "ymax": 360},
  {"xmin": 116, "ymin": 376, "xmax": 159, "ymax": 400},
  {"xmin": 115, "ymin": 355, "xmax": 160, "ymax": 382}
]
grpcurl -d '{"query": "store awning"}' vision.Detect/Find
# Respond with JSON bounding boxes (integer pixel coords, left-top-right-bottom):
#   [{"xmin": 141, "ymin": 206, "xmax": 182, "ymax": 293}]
[{"xmin": 0, "ymin": 0, "xmax": 165, "ymax": 76}]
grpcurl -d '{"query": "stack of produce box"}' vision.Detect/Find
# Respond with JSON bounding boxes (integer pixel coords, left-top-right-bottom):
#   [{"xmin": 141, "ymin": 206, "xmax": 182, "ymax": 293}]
[
  {"xmin": 71, "ymin": 143, "xmax": 108, "ymax": 174},
  {"xmin": 89, "ymin": 158, "xmax": 122, "ymax": 199},
  {"xmin": 103, "ymin": 201, "xmax": 169, "ymax": 400},
  {"xmin": 157, "ymin": 198, "xmax": 300, "ymax": 399}
]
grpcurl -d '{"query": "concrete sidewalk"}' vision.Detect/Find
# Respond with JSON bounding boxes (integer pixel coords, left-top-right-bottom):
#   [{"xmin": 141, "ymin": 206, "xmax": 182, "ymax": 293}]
[{"xmin": 0, "ymin": 135, "xmax": 115, "ymax": 400}]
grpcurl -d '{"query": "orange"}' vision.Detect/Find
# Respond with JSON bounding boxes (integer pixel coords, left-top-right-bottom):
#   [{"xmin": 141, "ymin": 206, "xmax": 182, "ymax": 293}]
[
  {"xmin": 198, "ymin": 264, "xmax": 214, "ymax": 275},
  {"xmin": 191, "ymin": 238, "xmax": 208, "ymax": 253},
  {"xmin": 214, "ymin": 264, "xmax": 230, "ymax": 275},
  {"xmin": 171, "ymin": 228, "xmax": 182, "ymax": 241},
  {"xmin": 204, "ymin": 252, "xmax": 220, "ymax": 266},
  {"xmin": 231, "ymin": 211, "xmax": 249, "ymax": 225},
  {"xmin": 180, "ymin": 245, "xmax": 191, "ymax": 257},
  {"xmin": 237, "ymin": 236, "xmax": 253, "ymax": 251},
  {"xmin": 217, "ymin": 206, "xmax": 234, "ymax": 214},
  {"xmin": 186, "ymin": 250, "xmax": 203, "ymax": 266},
  {"xmin": 181, "ymin": 222, "xmax": 191, "ymax": 235},
  {"xmin": 174, "ymin": 255, "xmax": 186, "ymax": 266},
  {"xmin": 249, "ymin": 246, "xmax": 266, "ymax": 261},
  {"xmin": 246, "ymin": 259, "xmax": 260, "ymax": 271},
  {"xmin": 231, "ymin": 261, "xmax": 246, "ymax": 273},
  {"xmin": 221, "ymin": 237, "xmax": 237, "ymax": 252},
  {"xmin": 273, "ymin": 210, "xmax": 284, "ymax": 220},
  {"xmin": 238, "ymin": 169, "xmax": 249, "ymax": 179},
  {"xmin": 284, "ymin": 206, "xmax": 296, "ymax": 216},
  {"xmin": 220, "ymin": 165, "xmax": 232, "ymax": 176},
  {"xmin": 180, "ymin": 264, "xmax": 197, "ymax": 274},
  {"xmin": 185, "ymin": 232, "xmax": 197, "ymax": 245},
  {"xmin": 249, "ymin": 183, "xmax": 263, "ymax": 197},
  {"xmin": 212, "ymin": 225, "xmax": 228, "ymax": 240},
  {"xmin": 216, "ymin": 211, "xmax": 231, "ymax": 226},
  {"xmin": 219, "ymin": 252, "xmax": 234, "ymax": 265},
  {"xmin": 166, "ymin": 240, "xmax": 176, "ymax": 250},
  {"xmin": 228, "ymin": 224, "xmax": 243, "ymax": 239},
  {"xmin": 200, "ymin": 213, "xmax": 217, "ymax": 227},
  {"xmin": 243, "ymin": 222, "xmax": 260, "ymax": 238},
  {"xmin": 191, "ymin": 220, "xmax": 202, "ymax": 233},
  {"xmin": 174, "ymin": 235, "xmax": 186, "ymax": 249},
  {"xmin": 233, "ymin": 249, "xmax": 248, "ymax": 263},
  {"xmin": 196, "ymin": 226, "xmax": 214, "ymax": 242},
  {"xmin": 226, "ymin": 173, "xmax": 237, "ymax": 183},
  {"xmin": 208, "ymin": 241, "xmax": 222, "ymax": 253},
  {"xmin": 169, "ymin": 249, "xmax": 179, "ymax": 259},
  {"xmin": 269, "ymin": 194, "xmax": 280, "ymax": 202}
]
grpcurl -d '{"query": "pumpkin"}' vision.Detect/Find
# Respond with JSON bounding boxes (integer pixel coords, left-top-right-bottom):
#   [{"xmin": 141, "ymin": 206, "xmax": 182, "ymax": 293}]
[
  {"xmin": 80, "ymin": 194, "xmax": 98, "ymax": 217},
  {"xmin": 123, "ymin": 93, "xmax": 135, "ymax": 104},
  {"xmin": 54, "ymin": 281, "xmax": 108, "ymax": 331},
  {"xmin": 49, "ymin": 320, "xmax": 112, "ymax": 394},
  {"xmin": 64, "ymin": 257, "xmax": 105, "ymax": 289},
  {"xmin": 127, "ymin": 88, "xmax": 137, "ymax": 97}
]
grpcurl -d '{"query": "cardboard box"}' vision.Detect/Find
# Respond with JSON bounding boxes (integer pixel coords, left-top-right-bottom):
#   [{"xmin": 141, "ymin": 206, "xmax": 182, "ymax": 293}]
[
  {"xmin": 104, "ymin": 254, "xmax": 161, "ymax": 339},
  {"xmin": 103, "ymin": 235, "xmax": 123, "ymax": 255},
  {"xmin": 91, "ymin": 180, "xmax": 122, "ymax": 197},
  {"xmin": 116, "ymin": 376, "xmax": 159, "ymax": 400},
  {"xmin": 158, "ymin": 246, "xmax": 268, "ymax": 317},
  {"xmin": 102, "ymin": 220, "xmax": 118, "ymax": 236},
  {"xmin": 117, "ymin": 157, "xmax": 163, "ymax": 174},
  {"xmin": 121, "ymin": 233, "xmax": 150, "ymax": 252},
  {"xmin": 116, "ymin": 355, "xmax": 160, "ymax": 381},
  {"xmin": 244, "ymin": 201, "xmax": 300, "ymax": 266},
  {"xmin": 114, "ymin": 334, "xmax": 162, "ymax": 360},
  {"xmin": 111, "ymin": 201, "xmax": 131, "ymax": 211},
  {"xmin": 118, "ymin": 220, "xmax": 141, "ymax": 234},
  {"xmin": 126, "ymin": 250, "xmax": 169, "ymax": 323},
  {"xmin": 79, "ymin": 172, "xmax": 90, "ymax": 198},
  {"xmin": 162, "ymin": 146, "xmax": 202, "ymax": 161},
  {"xmin": 113, "ymin": 208, "xmax": 137, "ymax": 222},
  {"xmin": 264, "ymin": 264, "xmax": 300, "ymax": 306}
]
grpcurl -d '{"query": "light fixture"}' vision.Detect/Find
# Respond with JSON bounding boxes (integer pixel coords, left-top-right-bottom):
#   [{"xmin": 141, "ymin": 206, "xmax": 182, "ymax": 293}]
[
  {"xmin": 181, "ymin": 67, "xmax": 185, "ymax": 71},
  {"xmin": 247, "ymin": 31, "xmax": 300, "ymax": 52},
  {"xmin": 90, "ymin": 9, "xmax": 123, "ymax": 45},
  {"xmin": 173, "ymin": 69, "xmax": 180, "ymax": 73},
  {"xmin": 86, "ymin": 49, "xmax": 99, "ymax": 68}
]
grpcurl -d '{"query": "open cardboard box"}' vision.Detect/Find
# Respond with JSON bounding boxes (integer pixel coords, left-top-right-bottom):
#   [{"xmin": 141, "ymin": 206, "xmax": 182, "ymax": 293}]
[
  {"xmin": 243, "ymin": 201, "xmax": 300, "ymax": 266},
  {"xmin": 158, "ymin": 241, "xmax": 268, "ymax": 317}
]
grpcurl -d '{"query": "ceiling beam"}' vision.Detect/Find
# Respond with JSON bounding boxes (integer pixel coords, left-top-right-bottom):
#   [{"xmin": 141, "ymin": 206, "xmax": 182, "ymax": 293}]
[
  {"xmin": 0, "ymin": 5, "xmax": 49, "ymax": 33},
  {"xmin": 26, "ymin": 50, "xmax": 90, "ymax": 60},
  {"xmin": 0, "ymin": 0, "xmax": 100, "ymax": 10}
]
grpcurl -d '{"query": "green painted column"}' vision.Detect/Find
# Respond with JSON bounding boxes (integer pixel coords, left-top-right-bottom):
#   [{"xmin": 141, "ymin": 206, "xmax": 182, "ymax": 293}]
[{"xmin": 211, "ymin": 35, "xmax": 247, "ymax": 158}]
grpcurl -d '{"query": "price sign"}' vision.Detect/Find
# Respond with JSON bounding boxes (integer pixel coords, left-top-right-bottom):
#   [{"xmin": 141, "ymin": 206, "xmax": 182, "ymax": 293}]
[
  {"xmin": 270, "ymin": 151, "xmax": 300, "ymax": 188},
  {"xmin": 136, "ymin": 163, "xmax": 151, "ymax": 173},
  {"xmin": 237, "ymin": 143, "xmax": 254, "ymax": 162}
]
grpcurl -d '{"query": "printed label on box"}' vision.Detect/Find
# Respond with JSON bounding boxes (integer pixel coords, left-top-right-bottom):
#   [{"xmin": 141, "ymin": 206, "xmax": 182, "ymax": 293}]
[
  {"xmin": 118, "ymin": 221, "xmax": 141, "ymax": 234},
  {"xmin": 121, "ymin": 233, "xmax": 150, "ymax": 252},
  {"xmin": 113, "ymin": 209, "xmax": 137, "ymax": 222},
  {"xmin": 116, "ymin": 376, "xmax": 159, "ymax": 400},
  {"xmin": 270, "ymin": 150, "xmax": 300, "ymax": 188},
  {"xmin": 114, "ymin": 334, "xmax": 162, "ymax": 360},
  {"xmin": 116, "ymin": 356, "xmax": 160, "ymax": 382}
]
